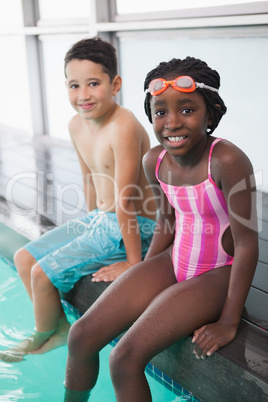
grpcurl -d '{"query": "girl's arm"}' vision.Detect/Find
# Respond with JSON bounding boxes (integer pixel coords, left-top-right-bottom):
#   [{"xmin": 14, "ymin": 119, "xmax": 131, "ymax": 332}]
[
  {"xmin": 193, "ymin": 141, "xmax": 259, "ymax": 358},
  {"xmin": 143, "ymin": 147, "xmax": 175, "ymax": 260}
]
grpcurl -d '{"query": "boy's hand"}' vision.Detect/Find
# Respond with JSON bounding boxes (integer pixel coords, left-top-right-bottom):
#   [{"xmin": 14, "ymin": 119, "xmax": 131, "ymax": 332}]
[
  {"xmin": 92, "ymin": 261, "xmax": 131, "ymax": 282},
  {"xmin": 192, "ymin": 321, "xmax": 237, "ymax": 359}
]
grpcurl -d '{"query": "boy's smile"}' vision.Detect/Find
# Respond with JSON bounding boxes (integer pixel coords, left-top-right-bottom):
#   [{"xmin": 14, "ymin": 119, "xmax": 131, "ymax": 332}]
[
  {"xmin": 65, "ymin": 59, "xmax": 120, "ymax": 123},
  {"xmin": 80, "ymin": 103, "xmax": 94, "ymax": 110}
]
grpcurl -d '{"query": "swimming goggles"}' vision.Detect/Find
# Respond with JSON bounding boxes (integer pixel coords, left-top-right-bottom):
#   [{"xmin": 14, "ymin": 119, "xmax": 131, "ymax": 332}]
[{"xmin": 146, "ymin": 75, "xmax": 219, "ymax": 96}]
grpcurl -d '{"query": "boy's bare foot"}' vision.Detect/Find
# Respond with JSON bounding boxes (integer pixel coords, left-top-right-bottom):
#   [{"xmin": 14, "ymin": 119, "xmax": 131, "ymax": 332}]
[
  {"xmin": 30, "ymin": 316, "xmax": 71, "ymax": 355},
  {"xmin": 0, "ymin": 328, "xmax": 56, "ymax": 363}
]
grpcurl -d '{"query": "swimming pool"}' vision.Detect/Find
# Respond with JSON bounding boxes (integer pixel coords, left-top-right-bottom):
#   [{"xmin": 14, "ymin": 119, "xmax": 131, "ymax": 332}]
[{"xmin": 0, "ymin": 257, "xmax": 196, "ymax": 401}]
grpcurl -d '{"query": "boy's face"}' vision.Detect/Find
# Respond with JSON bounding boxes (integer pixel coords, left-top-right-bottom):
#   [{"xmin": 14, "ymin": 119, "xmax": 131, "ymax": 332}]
[{"xmin": 65, "ymin": 59, "xmax": 120, "ymax": 121}]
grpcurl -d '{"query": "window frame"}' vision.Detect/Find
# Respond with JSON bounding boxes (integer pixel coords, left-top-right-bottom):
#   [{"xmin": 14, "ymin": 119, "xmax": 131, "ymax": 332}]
[
  {"xmin": 0, "ymin": 0, "xmax": 267, "ymax": 137},
  {"xmin": 115, "ymin": 1, "xmax": 268, "ymax": 22}
]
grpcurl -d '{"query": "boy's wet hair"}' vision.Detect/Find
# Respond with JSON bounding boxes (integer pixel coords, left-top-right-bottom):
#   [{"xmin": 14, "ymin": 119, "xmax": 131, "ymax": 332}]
[
  {"xmin": 64, "ymin": 37, "xmax": 118, "ymax": 82},
  {"xmin": 144, "ymin": 56, "xmax": 227, "ymax": 134}
]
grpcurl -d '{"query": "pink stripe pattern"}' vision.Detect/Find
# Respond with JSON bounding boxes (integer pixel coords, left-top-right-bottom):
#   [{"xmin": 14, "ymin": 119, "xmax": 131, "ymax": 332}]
[{"xmin": 155, "ymin": 139, "xmax": 234, "ymax": 282}]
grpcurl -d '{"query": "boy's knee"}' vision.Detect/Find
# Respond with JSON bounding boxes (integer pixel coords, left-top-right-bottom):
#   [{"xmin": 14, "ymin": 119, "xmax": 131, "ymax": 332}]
[
  {"xmin": 31, "ymin": 263, "xmax": 50, "ymax": 287},
  {"xmin": 14, "ymin": 248, "xmax": 34, "ymax": 274},
  {"xmin": 14, "ymin": 248, "xmax": 25, "ymax": 267}
]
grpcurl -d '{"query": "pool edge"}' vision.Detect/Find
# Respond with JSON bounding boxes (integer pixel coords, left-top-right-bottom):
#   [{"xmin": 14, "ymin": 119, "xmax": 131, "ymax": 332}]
[{"xmin": 0, "ymin": 221, "xmax": 30, "ymax": 262}]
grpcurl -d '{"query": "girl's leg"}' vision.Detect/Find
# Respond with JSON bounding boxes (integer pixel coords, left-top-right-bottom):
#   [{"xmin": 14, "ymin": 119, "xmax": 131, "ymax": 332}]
[
  {"xmin": 64, "ymin": 249, "xmax": 176, "ymax": 395},
  {"xmin": 109, "ymin": 266, "xmax": 231, "ymax": 402}
]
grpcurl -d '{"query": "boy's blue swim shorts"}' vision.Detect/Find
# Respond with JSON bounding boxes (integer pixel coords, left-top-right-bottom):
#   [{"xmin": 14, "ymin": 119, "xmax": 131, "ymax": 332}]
[{"xmin": 24, "ymin": 209, "xmax": 156, "ymax": 292}]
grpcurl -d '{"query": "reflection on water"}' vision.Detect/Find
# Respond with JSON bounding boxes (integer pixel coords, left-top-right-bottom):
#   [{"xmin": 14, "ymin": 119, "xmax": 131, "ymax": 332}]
[
  {"xmin": 0, "ymin": 259, "xmax": 79, "ymax": 401},
  {"xmin": 0, "ymin": 258, "xmax": 183, "ymax": 401}
]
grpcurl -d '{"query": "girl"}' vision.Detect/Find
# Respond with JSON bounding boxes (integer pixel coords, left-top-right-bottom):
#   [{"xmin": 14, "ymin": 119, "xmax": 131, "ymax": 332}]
[{"xmin": 64, "ymin": 57, "xmax": 258, "ymax": 401}]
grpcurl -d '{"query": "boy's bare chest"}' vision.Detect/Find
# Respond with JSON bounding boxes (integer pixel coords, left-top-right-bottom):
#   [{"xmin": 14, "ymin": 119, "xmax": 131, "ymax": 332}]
[{"xmin": 76, "ymin": 133, "xmax": 114, "ymax": 174}]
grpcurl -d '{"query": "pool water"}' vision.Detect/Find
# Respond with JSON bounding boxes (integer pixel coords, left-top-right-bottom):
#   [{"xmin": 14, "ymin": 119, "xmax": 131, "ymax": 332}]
[{"xmin": 0, "ymin": 258, "xmax": 192, "ymax": 401}]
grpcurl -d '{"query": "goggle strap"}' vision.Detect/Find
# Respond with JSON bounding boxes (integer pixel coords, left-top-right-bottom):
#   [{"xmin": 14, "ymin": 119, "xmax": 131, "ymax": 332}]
[{"xmin": 195, "ymin": 82, "xmax": 219, "ymax": 93}]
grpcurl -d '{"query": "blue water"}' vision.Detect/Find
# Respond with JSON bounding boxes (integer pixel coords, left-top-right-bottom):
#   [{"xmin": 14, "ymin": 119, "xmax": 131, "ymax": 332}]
[{"xmin": 0, "ymin": 258, "xmax": 190, "ymax": 401}]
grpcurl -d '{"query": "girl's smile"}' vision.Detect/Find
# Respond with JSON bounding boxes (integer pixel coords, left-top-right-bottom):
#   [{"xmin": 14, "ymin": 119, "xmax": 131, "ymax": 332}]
[{"xmin": 164, "ymin": 135, "xmax": 188, "ymax": 148}]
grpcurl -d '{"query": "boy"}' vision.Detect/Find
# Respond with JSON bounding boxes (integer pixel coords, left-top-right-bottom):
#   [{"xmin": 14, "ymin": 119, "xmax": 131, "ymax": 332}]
[{"xmin": 0, "ymin": 37, "xmax": 156, "ymax": 362}]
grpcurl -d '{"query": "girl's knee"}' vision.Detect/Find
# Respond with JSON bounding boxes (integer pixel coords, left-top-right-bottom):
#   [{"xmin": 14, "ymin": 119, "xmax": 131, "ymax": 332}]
[
  {"xmin": 67, "ymin": 318, "xmax": 98, "ymax": 359},
  {"xmin": 109, "ymin": 342, "xmax": 143, "ymax": 381},
  {"xmin": 67, "ymin": 320, "xmax": 84, "ymax": 357}
]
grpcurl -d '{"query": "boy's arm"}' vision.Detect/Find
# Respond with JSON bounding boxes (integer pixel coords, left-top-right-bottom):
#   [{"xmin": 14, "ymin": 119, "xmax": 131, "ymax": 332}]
[
  {"xmin": 74, "ymin": 146, "xmax": 97, "ymax": 212},
  {"xmin": 143, "ymin": 147, "xmax": 175, "ymax": 259},
  {"xmin": 92, "ymin": 120, "xmax": 147, "ymax": 282},
  {"xmin": 68, "ymin": 119, "xmax": 97, "ymax": 212},
  {"xmin": 193, "ymin": 142, "xmax": 259, "ymax": 358}
]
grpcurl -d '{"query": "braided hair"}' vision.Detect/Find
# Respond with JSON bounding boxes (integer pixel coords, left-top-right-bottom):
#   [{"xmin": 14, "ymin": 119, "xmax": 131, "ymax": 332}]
[{"xmin": 144, "ymin": 57, "xmax": 226, "ymax": 134}]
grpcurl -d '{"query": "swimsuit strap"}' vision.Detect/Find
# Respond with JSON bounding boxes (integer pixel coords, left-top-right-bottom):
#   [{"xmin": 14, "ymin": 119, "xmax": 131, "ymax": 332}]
[
  {"xmin": 156, "ymin": 139, "xmax": 223, "ymax": 182},
  {"xmin": 208, "ymin": 138, "xmax": 223, "ymax": 181},
  {"xmin": 155, "ymin": 149, "xmax": 167, "ymax": 180}
]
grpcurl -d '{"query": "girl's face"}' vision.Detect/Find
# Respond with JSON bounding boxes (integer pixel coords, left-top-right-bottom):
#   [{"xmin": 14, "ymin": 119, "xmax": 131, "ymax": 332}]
[{"xmin": 150, "ymin": 82, "xmax": 211, "ymax": 158}]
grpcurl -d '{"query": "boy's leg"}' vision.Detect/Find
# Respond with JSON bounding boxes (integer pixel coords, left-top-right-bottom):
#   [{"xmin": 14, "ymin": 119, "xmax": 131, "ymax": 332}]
[
  {"xmin": 0, "ymin": 328, "xmax": 56, "ymax": 363},
  {"xmin": 14, "ymin": 248, "xmax": 37, "ymax": 300},
  {"xmin": 13, "ymin": 217, "xmax": 92, "ymax": 300},
  {"xmin": 30, "ymin": 263, "xmax": 71, "ymax": 354},
  {"xmin": 0, "ymin": 263, "xmax": 68, "ymax": 363},
  {"xmin": 0, "ymin": 212, "xmax": 106, "ymax": 362},
  {"xmin": 18, "ymin": 212, "xmax": 129, "ymax": 357},
  {"xmin": 31, "ymin": 263, "xmax": 63, "ymax": 331},
  {"xmin": 109, "ymin": 266, "xmax": 232, "ymax": 402},
  {"xmin": 64, "ymin": 249, "xmax": 176, "ymax": 396}
]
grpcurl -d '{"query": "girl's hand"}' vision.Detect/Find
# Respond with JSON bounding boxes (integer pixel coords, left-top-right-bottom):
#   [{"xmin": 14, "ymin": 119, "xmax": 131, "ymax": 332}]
[
  {"xmin": 192, "ymin": 321, "xmax": 238, "ymax": 359},
  {"xmin": 92, "ymin": 261, "xmax": 131, "ymax": 282}
]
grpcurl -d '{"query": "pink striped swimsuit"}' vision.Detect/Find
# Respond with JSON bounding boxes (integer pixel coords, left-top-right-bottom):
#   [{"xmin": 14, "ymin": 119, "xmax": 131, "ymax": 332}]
[{"xmin": 155, "ymin": 138, "xmax": 234, "ymax": 282}]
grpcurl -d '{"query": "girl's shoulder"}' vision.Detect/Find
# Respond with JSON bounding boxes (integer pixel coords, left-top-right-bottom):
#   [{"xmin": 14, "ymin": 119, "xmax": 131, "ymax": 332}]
[
  {"xmin": 212, "ymin": 138, "xmax": 251, "ymax": 165},
  {"xmin": 142, "ymin": 145, "xmax": 164, "ymax": 179},
  {"xmin": 211, "ymin": 138, "xmax": 254, "ymax": 187},
  {"xmin": 143, "ymin": 145, "xmax": 164, "ymax": 165}
]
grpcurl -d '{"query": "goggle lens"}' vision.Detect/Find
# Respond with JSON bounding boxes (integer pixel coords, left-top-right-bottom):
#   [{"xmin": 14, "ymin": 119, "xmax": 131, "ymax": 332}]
[
  {"xmin": 148, "ymin": 76, "xmax": 195, "ymax": 96},
  {"xmin": 148, "ymin": 79, "xmax": 166, "ymax": 95},
  {"xmin": 175, "ymin": 76, "xmax": 195, "ymax": 91}
]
